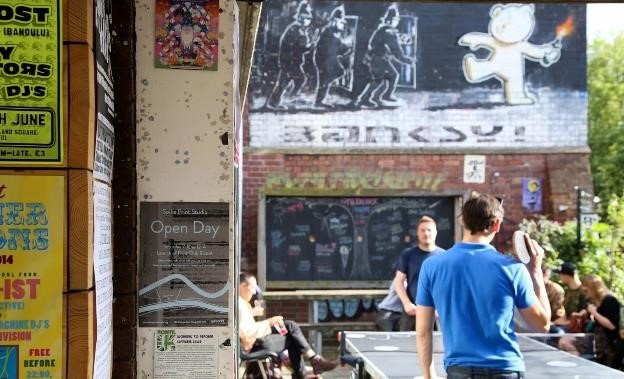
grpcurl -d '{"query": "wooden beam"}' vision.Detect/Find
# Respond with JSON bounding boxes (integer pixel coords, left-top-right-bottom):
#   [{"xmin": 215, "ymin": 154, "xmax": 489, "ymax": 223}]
[
  {"xmin": 63, "ymin": 45, "xmax": 70, "ymax": 169},
  {"xmin": 64, "ymin": 0, "xmax": 94, "ymax": 46},
  {"xmin": 67, "ymin": 291, "xmax": 95, "ymax": 379},
  {"xmin": 69, "ymin": 169, "xmax": 94, "ymax": 290},
  {"xmin": 68, "ymin": 44, "xmax": 96, "ymax": 170}
]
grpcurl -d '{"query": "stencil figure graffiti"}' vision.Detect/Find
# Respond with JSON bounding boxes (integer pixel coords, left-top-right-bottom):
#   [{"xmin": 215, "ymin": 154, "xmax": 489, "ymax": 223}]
[
  {"xmin": 266, "ymin": 1, "xmax": 317, "ymax": 110},
  {"xmin": 314, "ymin": 6, "xmax": 354, "ymax": 108},
  {"xmin": 350, "ymin": 4, "xmax": 415, "ymax": 109},
  {"xmin": 458, "ymin": 3, "xmax": 564, "ymax": 105}
]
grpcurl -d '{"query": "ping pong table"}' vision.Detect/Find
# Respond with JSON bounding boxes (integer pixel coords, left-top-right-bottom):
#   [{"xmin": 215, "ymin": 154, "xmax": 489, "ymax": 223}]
[{"xmin": 340, "ymin": 331, "xmax": 624, "ymax": 379}]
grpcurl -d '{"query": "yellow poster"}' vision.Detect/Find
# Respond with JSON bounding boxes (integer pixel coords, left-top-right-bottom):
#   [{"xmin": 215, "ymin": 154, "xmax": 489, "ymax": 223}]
[
  {"xmin": 0, "ymin": 174, "xmax": 64, "ymax": 378},
  {"xmin": 0, "ymin": 1, "xmax": 63, "ymax": 163}
]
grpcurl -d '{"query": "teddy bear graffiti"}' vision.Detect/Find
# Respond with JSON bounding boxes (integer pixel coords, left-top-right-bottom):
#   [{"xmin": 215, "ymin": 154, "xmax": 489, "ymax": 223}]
[{"xmin": 458, "ymin": 3, "xmax": 571, "ymax": 105}]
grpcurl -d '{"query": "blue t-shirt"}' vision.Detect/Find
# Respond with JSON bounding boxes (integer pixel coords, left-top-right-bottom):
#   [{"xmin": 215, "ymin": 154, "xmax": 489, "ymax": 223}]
[
  {"xmin": 397, "ymin": 245, "xmax": 444, "ymax": 303},
  {"xmin": 416, "ymin": 242, "xmax": 536, "ymax": 372}
]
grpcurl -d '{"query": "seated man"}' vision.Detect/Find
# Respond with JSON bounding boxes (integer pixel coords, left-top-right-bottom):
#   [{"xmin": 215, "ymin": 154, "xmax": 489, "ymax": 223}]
[{"xmin": 238, "ymin": 272, "xmax": 338, "ymax": 379}]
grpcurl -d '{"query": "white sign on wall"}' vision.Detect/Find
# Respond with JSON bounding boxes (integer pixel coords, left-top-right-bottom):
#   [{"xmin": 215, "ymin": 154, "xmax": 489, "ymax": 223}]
[{"xmin": 463, "ymin": 155, "xmax": 486, "ymax": 184}]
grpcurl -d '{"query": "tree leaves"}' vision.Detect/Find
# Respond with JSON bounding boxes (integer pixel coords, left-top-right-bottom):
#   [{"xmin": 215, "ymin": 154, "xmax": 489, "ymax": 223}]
[
  {"xmin": 588, "ymin": 34, "xmax": 624, "ymax": 199},
  {"xmin": 519, "ymin": 195, "xmax": 624, "ymax": 300}
]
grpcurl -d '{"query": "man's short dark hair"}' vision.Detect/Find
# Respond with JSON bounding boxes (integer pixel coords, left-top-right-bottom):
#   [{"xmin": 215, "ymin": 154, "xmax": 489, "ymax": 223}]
[{"xmin": 461, "ymin": 192, "xmax": 504, "ymax": 234}]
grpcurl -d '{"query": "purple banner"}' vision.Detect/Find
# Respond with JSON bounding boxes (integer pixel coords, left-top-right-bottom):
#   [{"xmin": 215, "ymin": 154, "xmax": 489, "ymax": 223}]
[{"xmin": 522, "ymin": 177, "xmax": 543, "ymax": 212}]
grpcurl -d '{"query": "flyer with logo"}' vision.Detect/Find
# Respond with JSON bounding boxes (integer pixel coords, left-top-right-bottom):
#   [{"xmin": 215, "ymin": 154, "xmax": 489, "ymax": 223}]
[{"xmin": 154, "ymin": 329, "xmax": 219, "ymax": 378}]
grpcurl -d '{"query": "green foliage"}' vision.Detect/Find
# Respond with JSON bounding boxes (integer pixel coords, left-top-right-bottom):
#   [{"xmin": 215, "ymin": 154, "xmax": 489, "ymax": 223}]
[
  {"xmin": 519, "ymin": 195, "xmax": 624, "ymax": 299},
  {"xmin": 518, "ymin": 216, "xmax": 574, "ymax": 269},
  {"xmin": 588, "ymin": 34, "xmax": 624, "ymax": 200}
]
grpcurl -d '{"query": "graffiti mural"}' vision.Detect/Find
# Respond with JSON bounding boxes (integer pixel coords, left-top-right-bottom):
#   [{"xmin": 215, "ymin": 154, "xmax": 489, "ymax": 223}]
[
  {"xmin": 248, "ymin": 1, "xmax": 586, "ymax": 150},
  {"xmin": 459, "ymin": 4, "xmax": 565, "ymax": 105}
]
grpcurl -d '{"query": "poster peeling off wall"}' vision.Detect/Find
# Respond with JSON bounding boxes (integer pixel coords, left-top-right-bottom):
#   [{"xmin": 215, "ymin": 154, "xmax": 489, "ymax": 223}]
[
  {"xmin": 0, "ymin": 173, "xmax": 64, "ymax": 379},
  {"xmin": 154, "ymin": 0, "xmax": 220, "ymax": 70},
  {"xmin": 93, "ymin": 181, "xmax": 113, "ymax": 379},
  {"xmin": 139, "ymin": 202, "xmax": 229, "ymax": 327},
  {"xmin": 0, "ymin": 1, "xmax": 63, "ymax": 163},
  {"xmin": 94, "ymin": 0, "xmax": 115, "ymax": 183},
  {"xmin": 248, "ymin": 1, "xmax": 587, "ymax": 150}
]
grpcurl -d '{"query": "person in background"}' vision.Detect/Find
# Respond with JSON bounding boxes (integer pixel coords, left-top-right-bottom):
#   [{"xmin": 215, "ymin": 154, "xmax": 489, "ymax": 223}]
[
  {"xmin": 543, "ymin": 265, "xmax": 566, "ymax": 333},
  {"xmin": 238, "ymin": 272, "xmax": 338, "ymax": 378},
  {"xmin": 395, "ymin": 216, "xmax": 444, "ymax": 331},
  {"xmin": 416, "ymin": 192, "xmax": 550, "ymax": 379},
  {"xmin": 559, "ymin": 274, "xmax": 622, "ymax": 369},
  {"xmin": 554, "ymin": 262, "xmax": 589, "ymax": 330},
  {"xmin": 375, "ymin": 261, "xmax": 404, "ymax": 331}
]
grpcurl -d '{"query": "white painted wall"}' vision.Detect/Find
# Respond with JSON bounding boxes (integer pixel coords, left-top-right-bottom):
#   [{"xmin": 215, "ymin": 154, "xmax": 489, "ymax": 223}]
[{"xmin": 134, "ymin": 0, "xmax": 237, "ymax": 377}]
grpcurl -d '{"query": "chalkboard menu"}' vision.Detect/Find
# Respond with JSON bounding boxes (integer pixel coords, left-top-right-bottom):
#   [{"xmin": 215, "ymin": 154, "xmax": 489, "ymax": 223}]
[{"xmin": 261, "ymin": 196, "xmax": 458, "ymax": 289}]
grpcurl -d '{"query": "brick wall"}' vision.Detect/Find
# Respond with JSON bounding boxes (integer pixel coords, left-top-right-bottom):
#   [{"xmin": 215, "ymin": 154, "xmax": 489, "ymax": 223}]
[{"xmin": 242, "ymin": 151, "xmax": 592, "ymax": 319}]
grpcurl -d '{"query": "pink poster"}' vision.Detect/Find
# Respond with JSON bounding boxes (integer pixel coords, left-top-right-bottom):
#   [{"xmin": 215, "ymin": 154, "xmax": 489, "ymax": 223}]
[{"xmin": 155, "ymin": 0, "xmax": 219, "ymax": 70}]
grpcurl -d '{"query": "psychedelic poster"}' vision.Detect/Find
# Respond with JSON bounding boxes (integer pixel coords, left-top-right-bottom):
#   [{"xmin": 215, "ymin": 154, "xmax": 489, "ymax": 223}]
[
  {"xmin": 154, "ymin": 0, "xmax": 220, "ymax": 70},
  {"xmin": 0, "ymin": 174, "xmax": 64, "ymax": 379},
  {"xmin": 0, "ymin": 0, "xmax": 63, "ymax": 163}
]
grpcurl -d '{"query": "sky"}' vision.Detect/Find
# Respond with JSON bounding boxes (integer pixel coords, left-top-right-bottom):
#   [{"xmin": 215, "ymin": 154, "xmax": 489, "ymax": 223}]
[{"xmin": 587, "ymin": 3, "xmax": 624, "ymax": 42}]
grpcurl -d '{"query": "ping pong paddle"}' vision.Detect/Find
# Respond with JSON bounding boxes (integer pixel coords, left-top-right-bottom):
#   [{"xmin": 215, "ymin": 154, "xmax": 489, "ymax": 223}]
[{"xmin": 513, "ymin": 231, "xmax": 531, "ymax": 264}]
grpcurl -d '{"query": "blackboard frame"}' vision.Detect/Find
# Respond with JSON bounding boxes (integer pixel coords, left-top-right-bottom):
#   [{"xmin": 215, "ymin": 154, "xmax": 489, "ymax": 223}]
[{"xmin": 258, "ymin": 192, "xmax": 463, "ymax": 290}]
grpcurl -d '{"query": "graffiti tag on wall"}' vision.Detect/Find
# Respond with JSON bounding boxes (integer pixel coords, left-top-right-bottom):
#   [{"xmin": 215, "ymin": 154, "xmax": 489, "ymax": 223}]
[{"xmin": 265, "ymin": 171, "xmax": 447, "ymax": 191}]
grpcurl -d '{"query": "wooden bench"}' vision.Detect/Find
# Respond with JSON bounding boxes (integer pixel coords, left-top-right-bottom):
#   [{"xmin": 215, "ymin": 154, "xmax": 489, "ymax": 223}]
[
  {"xmin": 263, "ymin": 289, "xmax": 388, "ymax": 301},
  {"xmin": 263, "ymin": 290, "xmax": 387, "ymax": 354},
  {"xmin": 299, "ymin": 321, "xmax": 377, "ymax": 334}
]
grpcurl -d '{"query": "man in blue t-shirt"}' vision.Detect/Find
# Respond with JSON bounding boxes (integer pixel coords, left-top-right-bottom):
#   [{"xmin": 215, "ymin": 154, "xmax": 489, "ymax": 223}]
[
  {"xmin": 395, "ymin": 216, "xmax": 445, "ymax": 331},
  {"xmin": 416, "ymin": 193, "xmax": 551, "ymax": 379}
]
